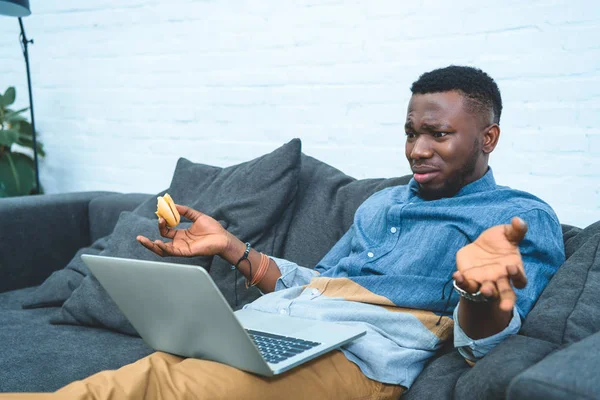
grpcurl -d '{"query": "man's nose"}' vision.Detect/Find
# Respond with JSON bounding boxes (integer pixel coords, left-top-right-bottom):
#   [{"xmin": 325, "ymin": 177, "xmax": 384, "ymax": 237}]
[{"xmin": 409, "ymin": 136, "xmax": 433, "ymax": 160}]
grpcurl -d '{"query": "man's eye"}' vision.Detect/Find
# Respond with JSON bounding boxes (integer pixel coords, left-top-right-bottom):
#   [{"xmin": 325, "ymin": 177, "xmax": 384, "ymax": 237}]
[
  {"xmin": 405, "ymin": 132, "xmax": 416, "ymax": 139},
  {"xmin": 433, "ymin": 132, "xmax": 449, "ymax": 138}
]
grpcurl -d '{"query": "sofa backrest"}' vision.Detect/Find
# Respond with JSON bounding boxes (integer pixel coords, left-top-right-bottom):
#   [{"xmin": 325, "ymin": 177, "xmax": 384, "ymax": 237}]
[{"xmin": 88, "ymin": 193, "xmax": 154, "ymax": 243}]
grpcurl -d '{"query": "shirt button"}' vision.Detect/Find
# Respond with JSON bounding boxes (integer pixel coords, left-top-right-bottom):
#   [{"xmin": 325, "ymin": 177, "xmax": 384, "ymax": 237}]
[
  {"xmin": 367, "ymin": 252, "xmax": 374, "ymax": 258},
  {"xmin": 279, "ymin": 309, "xmax": 288, "ymax": 315},
  {"xmin": 390, "ymin": 227, "xmax": 397, "ymax": 234}
]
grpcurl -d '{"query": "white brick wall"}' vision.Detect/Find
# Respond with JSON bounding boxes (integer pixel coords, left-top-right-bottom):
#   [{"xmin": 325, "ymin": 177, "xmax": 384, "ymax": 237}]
[{"xmin": 1, "ymin": 0, "xmax": 599, "ymax": 228}]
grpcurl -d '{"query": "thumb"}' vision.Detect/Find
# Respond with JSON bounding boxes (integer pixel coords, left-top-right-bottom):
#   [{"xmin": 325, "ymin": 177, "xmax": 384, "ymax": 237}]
[
  {"xmin": 504, "ymin": 217, "xmax": 528, "ymax": 245},
  {"xmin": 176, "ymin": 204, "xmax": 203, "ymax": 222}
]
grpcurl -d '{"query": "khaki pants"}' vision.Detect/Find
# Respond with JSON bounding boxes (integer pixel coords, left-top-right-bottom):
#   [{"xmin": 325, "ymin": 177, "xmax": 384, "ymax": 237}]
[{"xmin": 1, "ymin": 351, "xmax": 404, "ymax": 400}]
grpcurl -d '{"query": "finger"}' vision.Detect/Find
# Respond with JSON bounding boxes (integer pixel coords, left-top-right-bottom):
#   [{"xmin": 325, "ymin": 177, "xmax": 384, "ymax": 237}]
[
  {"xmin": 136, "ymin": 236, "xmax": 165, "ymax": 257},
  {"xmin": 496, "ymin": 277, "xmax": 516, "ymax": 312},
  {"xmin": 153, "ymin": 240, "xmax": 171, "ymax": 256},
  {"xmin": 136, "ymin": 235, "xmax": 151, "ymax": 248},
  {"xmin": 157, "ymin": 218, "xmax": 177, "ymax": 239},
  {"xmin": 453, "ymin": 270, "xmax": 464, "ymax": 285},
  {"xmin": 176, "ymin": 205, "xmax": 204, "ymax": 222},
  {"xmin": 153, "ymin": 240, "xmax": 183, "ymax": 257},
  {"xmin": 453, "ymin": 271, "xmax": 481, "ymax": 294},
  {"xmin": 504, "ymin": 217, "xmax": 528, "ymax": 245},
  {"xmin": 507, "ymin": 264, "xmax": 528, "ymax": 289},
  {"xmin": 479, "ymin": 280, "xmax": 499, "ymax": 299}
]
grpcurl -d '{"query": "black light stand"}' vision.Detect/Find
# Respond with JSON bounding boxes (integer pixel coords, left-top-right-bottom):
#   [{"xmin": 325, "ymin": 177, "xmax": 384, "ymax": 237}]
[
  {"xmin": 18, "ymin": 16, "xmax": 40, "ymax": 194},
  {"xmin": 0, "ymin": 0, "xmax": 40, "ymax": 194}
]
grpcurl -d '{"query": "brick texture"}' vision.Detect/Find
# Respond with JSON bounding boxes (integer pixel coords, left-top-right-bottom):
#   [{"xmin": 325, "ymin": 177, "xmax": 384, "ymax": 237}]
[{"xmin": 0, "ymin": 0, "xmax": 598, "ymax": 228}]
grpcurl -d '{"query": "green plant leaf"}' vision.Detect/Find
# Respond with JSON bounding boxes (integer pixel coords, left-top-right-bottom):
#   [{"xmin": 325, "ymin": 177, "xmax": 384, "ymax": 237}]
[
  {"xmin": 5, "ymin": 107, "xmax": 29, "ymax": 123},
  {"xmin": 10, "ymin": 120, "xmax": 46, "ymax": 157},
  {"xmin": 0, "ymin": 151, "xmax": 35, "ymax": 196},
  {"xmin": 0, "ymin": 129, "xmax": 19, "ymax": 147},
  {"xmin": 16, "ymin": 120, "xmax": 32, "ymax": 135},
  {"xmin": 7, "ymin": 115, "xmax": 28, "ymax": 124},
  {"xmin": 15, "ymin": 135, "xmax": 46, "ymax": 157},
  {"xmin": 2, "ymin": 87, "xmax": 16, "ymax": 107}
]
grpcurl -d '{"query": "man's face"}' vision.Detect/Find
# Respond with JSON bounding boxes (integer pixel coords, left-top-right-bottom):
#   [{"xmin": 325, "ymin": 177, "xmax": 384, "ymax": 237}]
[{"xmin": 404, "ymin": 91, "xmax": 491, "ymax": 200}]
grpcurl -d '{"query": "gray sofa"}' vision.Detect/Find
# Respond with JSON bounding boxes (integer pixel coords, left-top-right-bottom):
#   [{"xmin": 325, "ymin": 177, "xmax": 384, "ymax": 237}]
[{"xmin": 1, "ymin": 140, "xmax": 599, "ymax": 398}]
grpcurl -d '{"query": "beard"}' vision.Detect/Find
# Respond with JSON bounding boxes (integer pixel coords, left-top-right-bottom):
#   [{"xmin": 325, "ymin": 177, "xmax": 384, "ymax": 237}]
[{"xmin": 418, "ymin": 138, "xmax": 482, "ymax": 201}]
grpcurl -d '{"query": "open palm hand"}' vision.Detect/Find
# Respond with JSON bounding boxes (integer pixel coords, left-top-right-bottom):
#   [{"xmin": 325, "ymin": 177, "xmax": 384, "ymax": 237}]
[
  {"xmin": 137, "ymin": 205, "xmax": 230, "ymax": 258},
  {"xmin": 454, "ymin": 217, "xmax": 528, "ymax": 311}
]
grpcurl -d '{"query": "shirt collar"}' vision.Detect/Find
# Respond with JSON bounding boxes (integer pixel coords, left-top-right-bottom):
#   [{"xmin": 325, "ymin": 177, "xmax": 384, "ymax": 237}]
[{"xmin": 408, "ymin": 167, "xmax": 497, "ymax": 199}]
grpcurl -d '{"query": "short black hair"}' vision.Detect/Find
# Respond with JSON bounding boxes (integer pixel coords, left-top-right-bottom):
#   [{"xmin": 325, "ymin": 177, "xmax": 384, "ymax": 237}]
[{"xmin": 410, "ymin": 65, "xmax": 502, "ymax": 124}]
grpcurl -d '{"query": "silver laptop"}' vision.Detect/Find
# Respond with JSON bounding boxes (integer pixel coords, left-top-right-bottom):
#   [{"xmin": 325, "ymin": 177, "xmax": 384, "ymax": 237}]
[{"xmin": 81, "ymin": 254, "xmax": 366, "ymax": 376}]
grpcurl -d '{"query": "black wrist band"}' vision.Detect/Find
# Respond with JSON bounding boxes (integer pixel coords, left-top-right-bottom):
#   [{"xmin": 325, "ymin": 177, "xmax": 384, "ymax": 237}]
[
  {"xmin": 235, "ymin": 242, "xmax": 251, "ymax": 268},
  {"xmin": 235, "ymin": 242, "xmax": 253, "ymax": 288}
]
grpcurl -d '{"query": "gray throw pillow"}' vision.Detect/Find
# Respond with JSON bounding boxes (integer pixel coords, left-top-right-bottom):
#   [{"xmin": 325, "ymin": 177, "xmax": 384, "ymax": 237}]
[
  {"xmin": 520, "ymin": 224, "xmax": 600, "ymax": 344},
  {"xmin": 280, "ymin": 154, "xmax": 412, "ymax": 268},
  {"xmin": 22, "ymin": 194, "xmax": 154, "ymax": 309},
  {"xmin": 52, "ymin": 212, "xmax": 214, "ymax": 336},
  {"xmin": 21, "ymin": 237, "xmax": 110, "ymax": 309},
  {"xmin": 50, "ymin": 139, "xmax": 301, "ymax": 334}
]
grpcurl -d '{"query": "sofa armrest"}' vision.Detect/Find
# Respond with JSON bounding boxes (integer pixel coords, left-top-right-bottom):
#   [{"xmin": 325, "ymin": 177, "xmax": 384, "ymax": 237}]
[
  {"xmin": 0, "ymin": 191, "xmax": 115, "ymax": 292},
  {"xmin": 454, "ymin": 334, "xmax": 558, "ymax": 399},
  {"xmin": 508, "ymin": 330, "xmax": 600, "ymax": 400}
]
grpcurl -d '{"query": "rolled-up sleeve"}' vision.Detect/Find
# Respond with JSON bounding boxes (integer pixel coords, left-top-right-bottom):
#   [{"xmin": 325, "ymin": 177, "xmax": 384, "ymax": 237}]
[
  {"xmin": 453, "ymin": 304, "xmax": 522, "ymax": 363},
  {"xmin": 270, "ymin": 256, "xmax": 320, "ymax": 291}
]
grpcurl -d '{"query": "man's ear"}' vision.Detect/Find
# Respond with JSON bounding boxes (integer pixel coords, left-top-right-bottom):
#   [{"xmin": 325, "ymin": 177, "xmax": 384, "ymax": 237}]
[{"xmin": 482, "ymin": 124, "xmax": 500, "ymax": 154}]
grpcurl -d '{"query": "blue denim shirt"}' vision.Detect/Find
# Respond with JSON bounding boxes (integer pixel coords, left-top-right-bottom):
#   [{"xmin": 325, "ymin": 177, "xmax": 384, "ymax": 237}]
[{"xmin": 245, "ymin": 169, "xmax": 565, "ymax": 387}]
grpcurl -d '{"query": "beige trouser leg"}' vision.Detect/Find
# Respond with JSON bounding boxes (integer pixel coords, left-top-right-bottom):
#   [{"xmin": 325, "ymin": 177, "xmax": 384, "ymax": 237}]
[{"xmin": 0, "ymin": 351, "xmax": 404, "ymax": 400}]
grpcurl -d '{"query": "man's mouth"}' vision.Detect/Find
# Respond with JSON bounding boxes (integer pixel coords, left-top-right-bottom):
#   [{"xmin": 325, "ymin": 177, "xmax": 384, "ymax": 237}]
[
  {"xmin": 411, "ymin": 166, "xmax": 440, "ymax": 184},
  {"xmin": 413, "ymin": 172, "xmax": 440, "ymax": 184}
]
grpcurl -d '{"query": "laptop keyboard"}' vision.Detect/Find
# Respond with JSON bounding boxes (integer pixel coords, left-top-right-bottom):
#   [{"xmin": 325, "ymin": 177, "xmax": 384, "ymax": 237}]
[{"xmin": 246, "ymin": 329, "xmax": 321, "ymax": 364}]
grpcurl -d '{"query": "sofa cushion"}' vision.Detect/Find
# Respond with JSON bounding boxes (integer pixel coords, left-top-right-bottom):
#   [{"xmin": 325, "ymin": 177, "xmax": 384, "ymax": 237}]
[
  {"xmin": 403, "ymin": 345, "xmax": 470, "ymax": 400},
  {"xmin": 0, "ymin": 293, "xmax": 152, "ymax": 392},
  {"xmin": 280, "ymin": 154, "xmax": 412, "ymax": 268},
  {"xmin": 508, "ymin": 330, "xmax": 600, "ymax": 400},
  {"xmin": 47, "ymin": 139, "xmax": 301, "ymax": 335},
  {"xmin": 0, "ymin": 286, "xmax": 38, "ymax": 310},
  {"xmin": 520, "ymin": 223, "xmax": 600, "ymax": 345}
]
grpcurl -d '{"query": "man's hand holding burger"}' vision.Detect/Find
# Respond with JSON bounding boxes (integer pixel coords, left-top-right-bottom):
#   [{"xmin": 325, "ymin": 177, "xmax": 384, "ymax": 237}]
[
  {"xmin": 138, "ymin": 201, "xmax": 232, "ymax": 258},
  {"xmin": 137, "ymin": 195, "xmax": 282, "ymax": 293}
]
